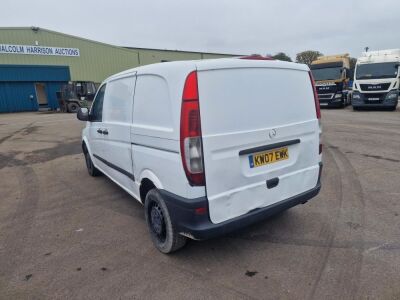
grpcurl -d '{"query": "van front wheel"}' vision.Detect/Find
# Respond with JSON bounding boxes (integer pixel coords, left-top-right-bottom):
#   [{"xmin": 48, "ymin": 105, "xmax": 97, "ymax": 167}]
[
  {"xmin": 145, "ymin": 189, "xmax": 187, "ymax": 253},
  {"xmin": 84, "ymin": 151, "xmax": 101, "ymax": 177}
]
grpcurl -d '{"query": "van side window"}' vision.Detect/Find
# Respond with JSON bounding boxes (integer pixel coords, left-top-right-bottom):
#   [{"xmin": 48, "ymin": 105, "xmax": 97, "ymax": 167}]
[
  {"xmin": 103, "ymin": 76, "xmax": 136, "ymax": 123},
  {"xmin": 90, "ymin": 84, "xmax": 106, "ymax": 122}
]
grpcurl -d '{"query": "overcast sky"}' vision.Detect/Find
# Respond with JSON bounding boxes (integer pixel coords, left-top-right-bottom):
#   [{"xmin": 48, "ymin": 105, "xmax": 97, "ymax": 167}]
[{"xmin": 2, "ymin": 0, "xmax": 400, "ymax": 59}]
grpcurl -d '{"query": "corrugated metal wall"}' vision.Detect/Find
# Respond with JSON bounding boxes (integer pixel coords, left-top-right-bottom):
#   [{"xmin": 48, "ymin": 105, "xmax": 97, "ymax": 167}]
[
  {"xmin": 0, "ymin": 28, "xmax": 140, "ymax": 83},
  {"xmin": 135, "ymin": 48, "xmax": 234, "ymax": 65},
  {"xmin": 0, "ymin": 27, "xmax": 238, "ymax": 113},
  {"xmin": 0, "ymin": 81, "xmax": 66, "ymax": 112},
  {"xmin": 0, "ymin": 65, "xmax": 70, "ymax": 112},
  {"xmin": 0, "ymin": 65, "xmax": 70, "ymax": 81},
  {"xmin": 0, "ymin": 82, "xmax": 37, "ymax": 112},
  {"xmin": 46, "ymin": 82, "xmax": 65, "ymax": 110},
  {"xmin": 0, "ymin": 28, "xmax": 236, "ymax": 83}
]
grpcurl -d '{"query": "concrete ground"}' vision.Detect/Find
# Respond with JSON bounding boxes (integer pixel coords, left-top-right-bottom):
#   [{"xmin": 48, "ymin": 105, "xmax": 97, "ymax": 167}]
[{"xmin": 0, "ymin": 108, "xmax": 399, "ymax": 299}]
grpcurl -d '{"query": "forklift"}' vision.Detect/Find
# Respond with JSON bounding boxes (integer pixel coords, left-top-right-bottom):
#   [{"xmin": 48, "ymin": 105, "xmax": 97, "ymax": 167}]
[{"xmin": 56, "ymin": 81, "xmax": 97, "ymax": 113}]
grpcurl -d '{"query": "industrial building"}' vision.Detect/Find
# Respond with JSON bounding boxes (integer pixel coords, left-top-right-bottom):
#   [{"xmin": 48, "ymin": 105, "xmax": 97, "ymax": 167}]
[{"xmin": 0, "ymin": 27, "xmax": 235, "ymax": 113}]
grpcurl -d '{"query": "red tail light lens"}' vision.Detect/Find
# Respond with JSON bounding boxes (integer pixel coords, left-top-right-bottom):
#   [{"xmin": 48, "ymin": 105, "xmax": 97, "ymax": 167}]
[
  {"xmin": 180, "ymin": 71, "xmax": 205, "ymax": 186},
  {"xmin": 182, "ymin": 71, "xmax": 199, "ymax": 100},
  {"xmin": 309, "ymin": 71, "xmax": 321, "ymax": 119}
]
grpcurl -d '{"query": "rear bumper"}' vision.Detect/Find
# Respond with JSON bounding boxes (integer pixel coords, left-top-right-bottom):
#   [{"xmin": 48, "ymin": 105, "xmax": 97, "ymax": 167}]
[{"xmin": 160, "ymin": 164, "xmax": 322, "ymax": 240}]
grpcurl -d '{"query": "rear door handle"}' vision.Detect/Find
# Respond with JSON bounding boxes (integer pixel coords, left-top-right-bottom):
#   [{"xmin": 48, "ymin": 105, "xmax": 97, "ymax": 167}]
[
  {"xmin": 266, "ymin": 177, "xmax": 279, "ymax": 189},
  {"xmin": 97, "ymin": 129, "xmax": 103, "ymax": 134},
  {"xmin": 102, "ymin": 129, "xmax": 108, "ymax": 135}
]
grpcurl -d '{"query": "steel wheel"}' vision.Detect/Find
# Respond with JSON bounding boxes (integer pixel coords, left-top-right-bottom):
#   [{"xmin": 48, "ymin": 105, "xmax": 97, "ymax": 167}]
[
  {"xmin": 149, "ymin": 202, "xmax": 167, "ymax": 243},
  {"xmin": 144, "ymin": 189, "xmax": 187, "ymax": 253}
]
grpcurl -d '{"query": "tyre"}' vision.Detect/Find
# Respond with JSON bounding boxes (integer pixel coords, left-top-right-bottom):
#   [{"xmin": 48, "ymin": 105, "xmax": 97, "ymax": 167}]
[
  {"xmin": 67, "ymin": 102, "xmax": 80, "ymax": 113},
  {"xmin": 144, "ymin": 189, "xmax": 187, "ymax": 253},
  {"xmin": 348, "ymin": 94, "xmax": 352, "ymax": 106},
  {"xmin": 84, "ymin": 149, "xmax": 102, "ymax": 177}
]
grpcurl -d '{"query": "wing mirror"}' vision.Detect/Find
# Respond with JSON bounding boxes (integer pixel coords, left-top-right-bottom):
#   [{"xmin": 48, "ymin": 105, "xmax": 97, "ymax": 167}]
[{"xmin": 77, "ymin": 107, "xmax": 89, "ymax": 121}]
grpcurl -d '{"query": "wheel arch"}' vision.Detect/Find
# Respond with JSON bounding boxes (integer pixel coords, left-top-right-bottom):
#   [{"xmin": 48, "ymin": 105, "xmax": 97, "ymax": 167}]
[
  {"xmin": 81, "ymin": 137, "xmax": 91, "ymax": 155},
  {"xmin": 138, "ymin": 170, "xmax": 163, "ymax": 204}
]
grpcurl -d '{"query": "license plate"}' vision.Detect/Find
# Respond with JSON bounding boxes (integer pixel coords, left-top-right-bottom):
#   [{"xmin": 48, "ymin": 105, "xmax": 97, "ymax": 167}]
[
  {"xmin": 249, "ymin": 147, "xmax": 289, "ymax": 168},
  {"xmin": 368, "ymin": 97, "xmax": 380, "ymax": 101}
]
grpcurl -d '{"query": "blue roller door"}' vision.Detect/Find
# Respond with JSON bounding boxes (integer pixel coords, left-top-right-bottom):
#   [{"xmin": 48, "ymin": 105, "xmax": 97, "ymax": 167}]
[{"xmin": 0, "ymin": 65, "xmax": 70, "ymax": 113}]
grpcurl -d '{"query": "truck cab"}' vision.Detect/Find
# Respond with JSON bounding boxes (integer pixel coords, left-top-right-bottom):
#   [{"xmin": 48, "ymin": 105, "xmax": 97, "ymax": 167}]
[
  {"xmin": 352, "ymin": 49, "xmax": 399, "ymax": 111},
  {"xmin": 310, "ymin": 54, "xmax": 352, "ymax": 108}
]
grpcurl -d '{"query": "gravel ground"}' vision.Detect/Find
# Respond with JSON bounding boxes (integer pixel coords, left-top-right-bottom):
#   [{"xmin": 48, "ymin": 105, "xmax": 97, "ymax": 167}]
[{"xmin": 0, "ymin": 107, "xmax": 399, "ymax": 299}]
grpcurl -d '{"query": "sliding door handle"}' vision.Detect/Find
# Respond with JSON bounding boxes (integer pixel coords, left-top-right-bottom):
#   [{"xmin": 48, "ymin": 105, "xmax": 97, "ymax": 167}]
[
  {"xmin": 102, "ymin": 129, "xmax": 109, "ymax": 135},
  {"xmin": 97, "ymin": 129, "xmax": 103, "ymax": 134}
]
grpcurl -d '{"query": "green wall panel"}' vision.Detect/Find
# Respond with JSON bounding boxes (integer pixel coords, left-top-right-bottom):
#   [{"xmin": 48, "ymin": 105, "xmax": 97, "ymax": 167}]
[
  {"xmin": 0, "ymin": 28, "xmax": 237, "ymax": 83},
  {"xmin": 0, "ymin": 28, "xmax": 140, "ymax": 82}
]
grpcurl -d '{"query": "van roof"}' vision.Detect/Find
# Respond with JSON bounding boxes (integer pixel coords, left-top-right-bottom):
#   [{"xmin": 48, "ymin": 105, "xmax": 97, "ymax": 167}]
[{"xmin": 105, "ymin": 58, "xmax": 309, "ymax": 82}]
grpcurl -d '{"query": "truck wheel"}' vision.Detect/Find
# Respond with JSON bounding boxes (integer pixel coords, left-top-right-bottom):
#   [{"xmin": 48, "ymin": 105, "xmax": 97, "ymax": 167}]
[
  {"xmin": 67, "ymin": 102, "xmax": 80, "ymax": 113},
  {"xmin": 145, "ymin": 189, "xmax": 187, "ymax": 253},
  {"xmin": 84, "ymin": 149, "xmax": 102, "ymax": 177}
]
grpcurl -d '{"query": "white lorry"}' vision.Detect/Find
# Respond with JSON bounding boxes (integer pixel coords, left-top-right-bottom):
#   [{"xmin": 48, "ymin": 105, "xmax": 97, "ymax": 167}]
[
  {"xmin": 352, "ymin": 49, "xmax": 400, "ymax": 110},
  {"xmin": 77, "ymin": 56, "xmax": 322, "ymax": 253}
]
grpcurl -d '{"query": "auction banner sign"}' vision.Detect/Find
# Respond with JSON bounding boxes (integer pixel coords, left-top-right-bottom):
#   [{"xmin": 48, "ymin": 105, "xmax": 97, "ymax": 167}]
[{"xmin": 0, "ymin": 44, "xmax": 80, "ymax": 57}]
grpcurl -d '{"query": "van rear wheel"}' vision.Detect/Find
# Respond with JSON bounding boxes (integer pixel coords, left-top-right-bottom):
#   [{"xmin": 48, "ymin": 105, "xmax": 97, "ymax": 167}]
[{"xmin": 145, "ymin": 189, "xmax": 187, "ymax": 253}]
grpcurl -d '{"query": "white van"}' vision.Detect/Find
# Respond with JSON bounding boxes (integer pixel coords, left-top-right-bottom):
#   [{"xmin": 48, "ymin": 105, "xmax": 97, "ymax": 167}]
[{"xmin": 77, "ymin": 56, "xmax": 322, "ymax": 253}]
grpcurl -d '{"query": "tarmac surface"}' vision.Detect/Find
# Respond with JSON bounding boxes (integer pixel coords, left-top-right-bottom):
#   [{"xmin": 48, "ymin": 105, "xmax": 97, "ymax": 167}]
[{"xmin": 0, "ymin": 107, "xmax": 399, "ymax": 299}]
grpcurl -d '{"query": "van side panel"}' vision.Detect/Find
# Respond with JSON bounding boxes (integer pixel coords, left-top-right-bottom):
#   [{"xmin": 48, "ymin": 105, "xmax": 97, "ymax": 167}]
[
  {"xmin": 132, "ymin": 73, "xmax": 205, "ymax": 199},
  {"xmin": 100, "ymin": 75, "xmax": 136, "ymax": 192},
  {"xmin": 197, "ymin": 67, "xmax": 320, "ymax": 224}
]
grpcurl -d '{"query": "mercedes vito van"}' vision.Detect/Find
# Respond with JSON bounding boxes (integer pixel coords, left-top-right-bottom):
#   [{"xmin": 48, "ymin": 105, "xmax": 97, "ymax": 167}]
[{"xmin": 77, "ymin": 57, "xmax": 322, "ymax": 253}]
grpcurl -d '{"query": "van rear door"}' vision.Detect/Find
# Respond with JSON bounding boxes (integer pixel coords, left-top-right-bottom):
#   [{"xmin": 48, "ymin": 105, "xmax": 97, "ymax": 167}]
[{"xmin": 196, "ymin": 61, "xmax": 320, "ymax": 224}]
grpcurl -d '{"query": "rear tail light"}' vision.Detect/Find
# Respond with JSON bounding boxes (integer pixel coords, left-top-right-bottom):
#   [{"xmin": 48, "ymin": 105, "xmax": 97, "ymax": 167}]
[
  {"xmin": 309, "ymin": 71, "xmax": 322, "ymax": 154},
  {"xmin": 180, "ymin": 71, "xmax": 205, "ymax": 186}
]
